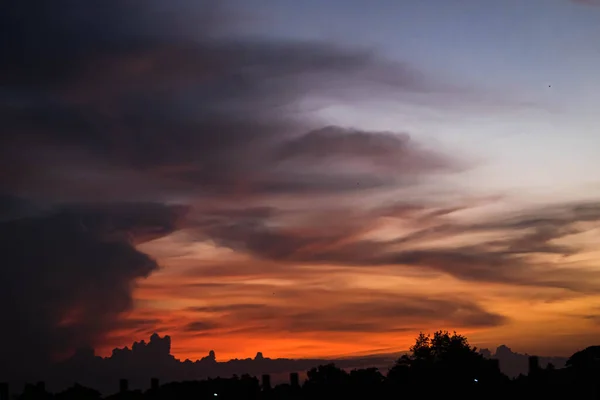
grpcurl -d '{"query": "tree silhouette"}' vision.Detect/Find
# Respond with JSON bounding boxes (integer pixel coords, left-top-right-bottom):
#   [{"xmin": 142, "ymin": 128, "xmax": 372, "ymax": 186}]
[
  {"xmin": 391, "ymin": 330, "xmax": 480, "ymax": 370},
  {"xmin": 303, "ymin": 363, "xmax": 350, "ymax": 399},
  {"xmin": 566, "ymin": 346, "xmax": 600, "ymax": 373},
  {"xmin": 55, "ymin": 384, "xmax": 102, "ymax": 400},
  {"xmin": 349, "ymin": 367, "xmax": 384, "ymax": 398},
  {"xmin": 388, "ymin": 330, "xmax": 507, "ymax": 399},
  {"xmin": 305, "ymin": 364, "xmax": 349, "ymax": 387},
  {"xmin": 410, "ymin": 332, "xmax": 434, "ymax": 361}
]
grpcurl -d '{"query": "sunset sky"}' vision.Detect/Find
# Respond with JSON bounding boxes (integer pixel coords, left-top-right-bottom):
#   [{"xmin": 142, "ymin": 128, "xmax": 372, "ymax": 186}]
[{"xmin": 2, "ymin": 0, "xmax": 600, "ymax": 369}]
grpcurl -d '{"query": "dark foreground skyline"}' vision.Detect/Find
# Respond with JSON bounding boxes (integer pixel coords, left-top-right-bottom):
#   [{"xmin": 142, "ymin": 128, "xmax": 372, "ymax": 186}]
[
  {"xmin": 0, "ymin": 332, "xmax": 574, "ymax": 396},
  {"xmin": 2, "ymin": 331, "xmax": 599, "ymax": 400}
]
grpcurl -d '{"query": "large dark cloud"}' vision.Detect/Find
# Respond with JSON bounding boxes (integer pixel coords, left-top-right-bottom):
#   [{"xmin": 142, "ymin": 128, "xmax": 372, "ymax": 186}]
[
  {"xmin": 0, "ymin": 0, "xmax": 455, "ymax": 203},
  {"xmin": 0, "ymin": 203, "xmax": 185, "ymax": 378}
]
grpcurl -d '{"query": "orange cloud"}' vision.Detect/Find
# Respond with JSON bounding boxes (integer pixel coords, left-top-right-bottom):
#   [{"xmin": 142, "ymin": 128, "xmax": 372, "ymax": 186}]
[{"xmin": 109, "ymin": 198, "xmax": 600, "ymax": 361}]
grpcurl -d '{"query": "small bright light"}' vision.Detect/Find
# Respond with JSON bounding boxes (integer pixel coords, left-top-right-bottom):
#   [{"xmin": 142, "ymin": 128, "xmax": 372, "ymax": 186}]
[
  {"xmin": 474, "ymin": 379, "xmax": 478, "ymax": 383},
  {"xmin": 214, "ymin": 394, "xmax": 218, "ymax": 397}
]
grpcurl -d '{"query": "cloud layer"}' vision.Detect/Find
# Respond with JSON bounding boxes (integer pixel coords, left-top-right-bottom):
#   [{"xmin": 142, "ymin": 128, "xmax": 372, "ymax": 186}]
[{"xmin": 2, "ymin": 0, "xmax": 600, "ymax": 377}]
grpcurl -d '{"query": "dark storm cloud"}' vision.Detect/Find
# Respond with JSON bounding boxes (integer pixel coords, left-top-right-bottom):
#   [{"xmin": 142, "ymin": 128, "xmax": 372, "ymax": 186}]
[
  {"xmin": 0, "ymin": 203, "xmax": 185, "ymax": 378},
  {"xmin": 0, "ymin": 0, "xmax": 456, "ymax": 202},
  {"xmin": 0, "ymin": 193, "xmax": 46, "ymax": 221}
]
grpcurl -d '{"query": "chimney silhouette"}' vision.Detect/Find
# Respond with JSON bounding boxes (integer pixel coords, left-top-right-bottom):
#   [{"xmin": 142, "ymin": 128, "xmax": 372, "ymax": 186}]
[
  {"xmin": 262, "ymin": 374, "xmax": 272, "ymax": 391},
  {"xmin": 120, "ymin": 379, "xmax": 129, "ymax": 393},
  {"xmin": 151, "ymin": 378, "xmax": 160, "ymax": 391},
  {"xmin": 0, "ymin": 382, "xmax": 8, "ymax": 400},
  {"xmin": 290, "ymin": 372, "xmax": 300, "ymax": 388},
  {"xmin": 528, "ymin": 356, "xmax": 540, "ymax": 376}
]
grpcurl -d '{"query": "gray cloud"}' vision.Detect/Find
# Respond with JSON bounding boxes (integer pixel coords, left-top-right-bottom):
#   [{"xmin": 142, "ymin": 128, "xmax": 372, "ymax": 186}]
[
  {"xmin": 190, "ymin": 200, "xmax": 600, "ymax": 292},
  {"xmin": 184, "ymin": 321, "xmax": 221, "ymax": 332},
  {"xmin": 274, "ymin": 126, "xmax": 454, "ymax": 172},
  {"xmin": 284, "ymin": 299, "xmax": 505, "ymax": 333},
  {"xmin": 116, "ymin": 318, "xmax": 165, "ymax": 335},
  {"xmin": 187, "ymin": 304, "xmax": 268, "ymax": 313},
  {"xmin": 0, "ymin": 0, "xmax": 456, "ymax": 204}
]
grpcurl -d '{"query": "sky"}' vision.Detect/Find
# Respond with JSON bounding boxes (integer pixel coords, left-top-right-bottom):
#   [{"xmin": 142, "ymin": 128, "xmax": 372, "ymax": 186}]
[{"xmin": 2, "ymin": 0, "xmax": 600, "ymax": 373}]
